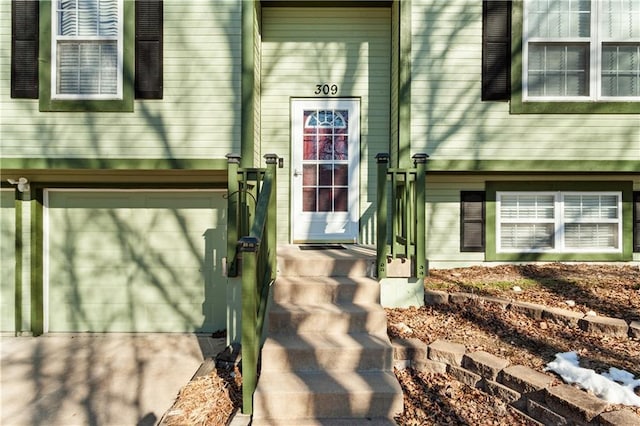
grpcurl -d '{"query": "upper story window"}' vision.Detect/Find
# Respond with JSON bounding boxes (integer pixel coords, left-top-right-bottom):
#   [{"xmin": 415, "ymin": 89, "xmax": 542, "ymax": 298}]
[
  {"xmin": 52, "ymin": 0, "xmax": 123, "ymax": 100},
  {"xmin": 523, "ymin": 0, "xmax": 640, "ymax": 101}
]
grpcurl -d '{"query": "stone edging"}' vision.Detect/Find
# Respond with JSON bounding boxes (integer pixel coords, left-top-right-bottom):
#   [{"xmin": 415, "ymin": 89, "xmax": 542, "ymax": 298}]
[
  {"xmin": 425, "ymin": 290, "xmax": 640, "ymax": 340},
  {"xmin": 391, "ymin": 338, "xmax": 640, "ymax": 426}
]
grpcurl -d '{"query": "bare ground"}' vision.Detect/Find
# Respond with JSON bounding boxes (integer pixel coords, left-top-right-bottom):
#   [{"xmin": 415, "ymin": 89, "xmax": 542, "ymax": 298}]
[{"xmin": 166, "ymin": 263, "xmax": 640, "ymax": 425}]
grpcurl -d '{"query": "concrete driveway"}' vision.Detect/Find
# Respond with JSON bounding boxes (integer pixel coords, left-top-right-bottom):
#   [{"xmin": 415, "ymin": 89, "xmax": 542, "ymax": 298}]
[{"xmin": 0, "ymin": 334, "xmax": 225, "ymax": 426}]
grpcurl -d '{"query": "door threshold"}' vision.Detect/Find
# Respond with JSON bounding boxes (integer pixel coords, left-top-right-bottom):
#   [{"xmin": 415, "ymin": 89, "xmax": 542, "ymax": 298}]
[{"xmin": 297, "ymin": 244, "xmax": 346, "ymax": 251}]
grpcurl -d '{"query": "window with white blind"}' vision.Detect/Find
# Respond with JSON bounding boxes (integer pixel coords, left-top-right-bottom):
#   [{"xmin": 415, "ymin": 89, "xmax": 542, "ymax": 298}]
[
  {"xmin": 52, "ymin": 0, "xmax": 123, "ymax": 99},
  {"xmin": 523, "ymin": 0, "xmax": 640, "ymax": 101},
  {"xmin": 497, "ymin": 192, "xmax": 622, "ymax": 252}
]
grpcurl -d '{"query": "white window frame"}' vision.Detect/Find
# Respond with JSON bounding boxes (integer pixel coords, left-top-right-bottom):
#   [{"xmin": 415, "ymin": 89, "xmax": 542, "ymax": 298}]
[
  {"xmin": 523, "ymin": 0, "xmax": 640, "ymax": 102},
  {"xmin": 497, "ymin": 191, "xmax": 623, "ymax": 253},
  {"xmin": 51, "ymin": 0, "xmax": 124, "ymax": 100}
]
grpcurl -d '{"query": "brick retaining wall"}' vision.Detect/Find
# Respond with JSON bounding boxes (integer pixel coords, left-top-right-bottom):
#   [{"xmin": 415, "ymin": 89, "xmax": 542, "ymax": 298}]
[
  {"xmin": 425, "ymin": 290, "xmax": 636, "ymax": 339},
  {"xmin": 392, "ymin": 337, "xmax": 640, "ymax": 425},
  {"xmin": 399, "ymin": 291, "xmax": 640, "ymax": 425}
]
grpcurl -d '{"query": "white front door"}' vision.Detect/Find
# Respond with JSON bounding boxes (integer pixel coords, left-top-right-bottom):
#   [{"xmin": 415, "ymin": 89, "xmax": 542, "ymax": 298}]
[{"xmin": 291, "ymin": 99, "xmax": 360, "ymax": 242}]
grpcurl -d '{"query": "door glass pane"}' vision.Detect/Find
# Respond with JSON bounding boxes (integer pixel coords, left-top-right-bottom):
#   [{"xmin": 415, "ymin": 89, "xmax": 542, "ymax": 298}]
[
  {"xmin": 303, "ymin": 188, "xmax": 316, "ymax": 212},
  {"xmin": 319, "ymin": 135, "xmax": 333, "ymax": 160},
  {"xmin": 303, "ymin": 135, "xmax": 317, "ymax": 160},
  {"xmin": 335, "ymin": 125, "xmax": 348, "ymax": 135},
  {"xmin": 319, "ymin": 165, "xmax": 333, "ymax": 186},
  {"xmin": 334, "ymin": 165, "xmax": 348, "ymax": 186},
  {"xmin": 303, "ymin": 165, "xmax": 317, "ymax": 186},
  {"xmin": 334, "ymin": 188, "xmax": 348, "ymax": 212},
  {"xmin": 334, "ymin": 135, "xmax": 348, "ymax": 160},
  {"xmin": 318, "ymin": 188, "xmax": 332, "ymax": 212}
]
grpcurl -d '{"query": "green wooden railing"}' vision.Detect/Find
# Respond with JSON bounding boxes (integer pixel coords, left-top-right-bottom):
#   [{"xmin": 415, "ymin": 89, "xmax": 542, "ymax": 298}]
[
  {"xmin": 376, "ymin": 153, "xmax": 428, "ymax": 279},
  {"xmin": 226, "ymin": 153, "xmax": 278, "ymax": 415}
]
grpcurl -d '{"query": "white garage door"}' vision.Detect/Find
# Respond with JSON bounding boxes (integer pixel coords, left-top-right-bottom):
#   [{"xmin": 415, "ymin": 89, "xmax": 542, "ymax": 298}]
[
  {"xmin": 1, "ymin": 190, "xmax": 15, "ymax": 332},
  {"xmin": 46, "ymin": 190, "xmax": 227, "ymax": 333}
]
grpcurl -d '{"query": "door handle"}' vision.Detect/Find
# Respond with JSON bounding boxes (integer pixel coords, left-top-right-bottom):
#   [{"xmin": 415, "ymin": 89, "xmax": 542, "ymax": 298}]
[{"xmin": 293, "ymin": 169, "xmax": 302, "ymax": 177}]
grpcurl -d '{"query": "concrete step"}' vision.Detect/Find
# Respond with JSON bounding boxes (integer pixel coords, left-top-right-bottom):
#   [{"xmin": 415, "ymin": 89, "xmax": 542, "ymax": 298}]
[
  {"xmin": 277, "ymin": 245, "xmax": 376, "ymax": 278},
  {"xmin": 260, "ymin": 332, "xmax": 393, "ymax": 373},
  {"xmin": 252, "ymin": 370, "xmax": 403, "ymax": 422},
  {"xmin": 273, "ymin": 276, "xmax": 381, "ymax": 305},
  {"xmin": 255, "ymin": 245, "xmax": 402, "ymax": 423},
  {"xmin": 268, "ymin": 302, "xmax": 388, "ymax": 334}
]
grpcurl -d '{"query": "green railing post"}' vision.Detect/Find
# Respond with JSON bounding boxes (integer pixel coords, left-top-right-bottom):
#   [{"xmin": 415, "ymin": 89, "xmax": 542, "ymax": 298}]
[
  {"xmin": 403, "ymin": 171, "xmax": 411, "ymax": 257},
  {"xmin": 413, "ymin": 153, "xmax": 428, "ymax": 278},
  {"xmin": 240, "ymin": 236, "xmax": 259, "ymax": 415},
  {"xmin": 264, "ymin": 154, "xmax": 278, "ymax": 281},
  {"xmin": 376, "ymin": 153, "xmax": 389, "ymax": 279},
  {"xmin": 236, "ymin": 154, "xmax": 280, "ymax": 416},
  {"xmin": 392, "ymin": 172, "xmax": 406, "ymax": 258},
  {"xmin": 226, "ymin": 154, "xmax": 241, "ymax": 277}
]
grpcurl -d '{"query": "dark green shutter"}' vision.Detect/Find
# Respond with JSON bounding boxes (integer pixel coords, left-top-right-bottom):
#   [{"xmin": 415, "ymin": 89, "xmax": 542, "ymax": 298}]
[
  {"xmin": 634, "ymin": 192, "xmax": 640, "ymax": 253},
  {"xmin": 460, "ymin": 191, "xmax": 485, "ymax": 252},
  {"xmin": 135, "ymin": 0, "xmax": 163, "ymax": 99},
  {"xmin": 482, "ymin": 1, "xmax": 511, "ymax": 101},
  {"xmin": 11, "ymin": 0, "xmax": 39, "ymax": 99}
]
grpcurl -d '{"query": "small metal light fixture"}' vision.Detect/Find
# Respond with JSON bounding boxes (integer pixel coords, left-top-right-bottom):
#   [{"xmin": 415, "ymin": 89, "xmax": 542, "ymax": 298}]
[{"xmin": 7, "ymin": 177, "xmax": 30, "ymax": 192}]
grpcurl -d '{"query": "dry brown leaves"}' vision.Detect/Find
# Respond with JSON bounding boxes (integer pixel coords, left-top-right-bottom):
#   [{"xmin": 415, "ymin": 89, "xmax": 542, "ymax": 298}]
[
  {"xmin": 388, "ymin": 303, "xmax": 640, "ymax": 375},
  {"xmin": 395, "ymin": 368, "xmax": 539, "ymax": 426},
  {"xmin": 424, "ymin": 263, "xmax": 640, "ymax": 322},
  {"xmin": 390, "ymin": 264, "xmax": 640, "ymax": 422},
  {"xmin": 163, "ymin": 366, "xmax": 241, "ymax": 426}
]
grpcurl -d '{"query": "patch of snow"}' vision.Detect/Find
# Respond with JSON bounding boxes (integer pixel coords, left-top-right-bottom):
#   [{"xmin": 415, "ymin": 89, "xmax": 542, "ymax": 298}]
[
  {"xmin": 545, "ymin": 352, "xmax": 640, "ymax": 407},
  {"xmin": 395, "ymin": 322, "xmax": 413, "ymax": 334}
]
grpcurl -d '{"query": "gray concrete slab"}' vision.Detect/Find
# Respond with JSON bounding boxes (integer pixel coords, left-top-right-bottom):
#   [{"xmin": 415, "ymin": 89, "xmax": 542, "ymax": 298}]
[{"xmin": 0, "ymin": 334, "xmax": 225, "ymax": 426}]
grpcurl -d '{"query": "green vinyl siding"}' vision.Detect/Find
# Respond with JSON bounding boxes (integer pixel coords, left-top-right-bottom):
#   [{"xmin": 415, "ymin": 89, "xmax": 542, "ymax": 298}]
[
  {"xmin": 46, "ymin": 191, "xmax": 227, "ymax": 332},
  {"xmin": 1, "ymin": 190, "xmax": 16, "ymax": 332},
  {"xmin": 241, "ymin": 0, "xmax": 260, "ymax": 167},
  {"xmin": 0, "ymin": 0, "xmax": 241, "ymax": 161},
  {"xmin": 424, "ymin": 175, "xmax": 639, "ymax": 268},
  {"xmin": 253, "ymin": 2, "xmax": 262, "ymax": 167},
  {"xmin": 396, "ymin": 0, "xmax": 412, "ymax": 168},
  {"xmin": 424, "ymin": 176, "xmax": 485, "ymax": 268},
  {"xmin": 390, "ymin": 0, "xmax": 400, "ymax": 167},
  {"xmin": 410, "ymin": 0, "xmax": 639, "ymax": 167},
  {"xmin": 261, "ymin": 7, "xmax": 391, "ymax": 243}
]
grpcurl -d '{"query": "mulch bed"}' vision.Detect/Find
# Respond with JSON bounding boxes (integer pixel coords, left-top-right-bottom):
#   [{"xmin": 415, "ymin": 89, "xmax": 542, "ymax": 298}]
[{"xmin": 162, "ymin": 365, "xmax": 241, "ymax": 426}]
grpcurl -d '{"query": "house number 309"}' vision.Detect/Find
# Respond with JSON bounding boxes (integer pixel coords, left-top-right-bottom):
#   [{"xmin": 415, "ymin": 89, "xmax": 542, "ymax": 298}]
[{"xmin": 314, "ymin": 84, "xmax": 338, "ymax": 95}]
